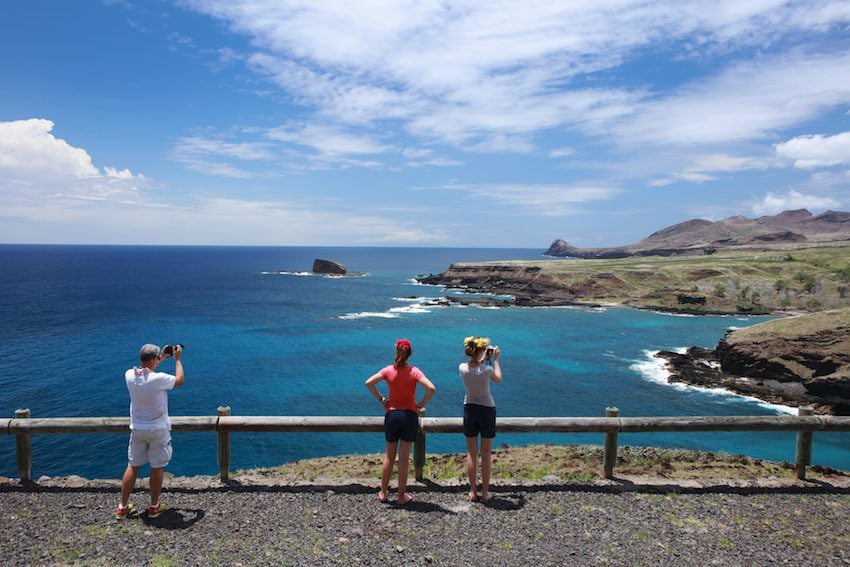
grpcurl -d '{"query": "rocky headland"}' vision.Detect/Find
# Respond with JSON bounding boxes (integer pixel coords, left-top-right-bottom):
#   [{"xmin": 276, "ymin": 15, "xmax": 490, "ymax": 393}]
[
  {"xmin": 416, "ymin": 244, "xmax": 850, "ymax": 315},
  {"xmin": 656, "ymin": 308, "xmax": 850, "ymax": 415}
]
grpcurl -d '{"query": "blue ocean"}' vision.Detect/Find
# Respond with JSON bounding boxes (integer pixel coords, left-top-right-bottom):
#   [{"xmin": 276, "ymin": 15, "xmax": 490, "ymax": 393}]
[{"xmin": 1, "ymin": 245, "xmax": 847, "ymax": 478}]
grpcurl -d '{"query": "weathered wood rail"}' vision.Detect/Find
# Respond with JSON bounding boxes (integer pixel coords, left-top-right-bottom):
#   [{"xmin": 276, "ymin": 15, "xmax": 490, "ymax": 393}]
[{"xmin": 4, "ymin": 406, "xmax": 849, "ymax": 485}]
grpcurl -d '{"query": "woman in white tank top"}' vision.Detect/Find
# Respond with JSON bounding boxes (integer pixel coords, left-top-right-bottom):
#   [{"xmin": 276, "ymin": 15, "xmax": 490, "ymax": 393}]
[{"xmin": 459, "ymin": 336, "xmax": 502, "ymax": 502}]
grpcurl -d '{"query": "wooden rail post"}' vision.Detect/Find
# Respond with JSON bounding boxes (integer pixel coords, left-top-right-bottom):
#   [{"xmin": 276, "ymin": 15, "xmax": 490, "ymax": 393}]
[
  {"xmin": 414, "ymin": 407, "xmax": 426, "ymax": 482},
  {"xmin": 603, "ymin": 407, "xmax": 619, "ymax": 480},
  {"xmin": 217, "ymin": 406, "xmax": 231, "ymax": 481},
  {"xmin": 15, "ymin": 408, "xmax": 32, "ymax": 484},
  {"xmin": 795, "ymin": 406, "xmax": 815, "ymax": 480}
]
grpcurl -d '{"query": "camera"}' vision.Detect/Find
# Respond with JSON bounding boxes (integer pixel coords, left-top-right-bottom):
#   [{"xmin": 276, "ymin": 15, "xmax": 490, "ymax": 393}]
[
  {"xmin": 485, "ymin": 345, "xmax": 499, "ymax": 360},
  {"xmin": 161, "ymin": 344, "xmax": 184, "ymax": 357}
]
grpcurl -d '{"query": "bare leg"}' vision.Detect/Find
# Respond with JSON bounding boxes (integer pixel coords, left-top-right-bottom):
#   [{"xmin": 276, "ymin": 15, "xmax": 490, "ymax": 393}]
[
  {"xmin": 120, "ymin": 465, "xmax": 140, "ymax": 507},
  {"xmin": 480, "ymin": 437, "xmax": 493, "ymax": 501},
  {"xmin": 396, "ymin": 441, "xmax": 413, "ymax": 504},
  {"xmin": 380, "ymin": 442, "xmax": 398, "ymax": 502},
  {"xmin": 149, "ymin": 467, "xmax": 164, "ymax": 507},
  {"xmin": 465, "ymin": 436, "xmax": 479, "ymax": 501}
]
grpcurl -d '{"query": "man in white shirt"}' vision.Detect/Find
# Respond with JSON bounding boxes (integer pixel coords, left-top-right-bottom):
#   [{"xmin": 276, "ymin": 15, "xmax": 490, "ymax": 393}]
[{"xmin": 116, "ymin": 343, "xmax": 185, "ymax": 519}]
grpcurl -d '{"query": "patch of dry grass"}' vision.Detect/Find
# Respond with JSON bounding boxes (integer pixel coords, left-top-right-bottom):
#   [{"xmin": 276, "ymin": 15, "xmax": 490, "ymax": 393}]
[
  {"xmin": 236, "ymin": 444, "xmax": 848, "ymax": 482},
  {"xmin": 725, "ymin": 307, "xmax": 850, "ymax": 340}
]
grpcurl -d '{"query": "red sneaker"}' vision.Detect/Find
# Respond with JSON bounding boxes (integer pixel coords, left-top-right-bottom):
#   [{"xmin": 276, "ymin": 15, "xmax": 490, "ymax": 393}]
[{"xmin": 115, "ymin": 502, "xmax": 134, "ymax": 520}]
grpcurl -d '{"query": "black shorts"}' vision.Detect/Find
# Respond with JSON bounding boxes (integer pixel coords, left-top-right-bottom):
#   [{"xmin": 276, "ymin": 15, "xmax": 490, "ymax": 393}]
[
  {"xmin": 463, "ymin": 404, "xmax": 496, "ymax": 438},
  {"xmin": 385, "ymin": 409, "xmax": 419, "ymax": 443}
]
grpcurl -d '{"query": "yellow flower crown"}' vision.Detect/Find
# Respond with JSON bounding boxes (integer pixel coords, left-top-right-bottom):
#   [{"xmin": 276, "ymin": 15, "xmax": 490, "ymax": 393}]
[{"xmin": 464, "ymin": 336, "xmax": 490, "ymax": 350}]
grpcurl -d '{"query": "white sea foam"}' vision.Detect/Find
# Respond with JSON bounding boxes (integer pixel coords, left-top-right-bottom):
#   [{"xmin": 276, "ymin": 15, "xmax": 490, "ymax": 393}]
[
  {"xmin": 260, "ymin": 270, "xmax": 313, "ymax": 276},
  {"xmin": 389, "ymin": 305, "xmax": 431, "ymax": 315},
  {"xmin": 630, "ymin": 350, "xmax": 684, "ymax": 389},
  {"xmin": 630, "ymin": 350, "xmax": 797, "ymax": 414},
  {"xmin": 448, "ymin": 290, "xmax": 515, "ymax": 300},
  {"xmin": 527, "ymin": 305, "xmax": 607, "ymax": 312},
  {"xmin": 338, "ymin": 311, "xmax": 400, "ymax": 320},
  {"xmin": 339, "ymin": 297, "xmax": 438, "ymax": 319},
  {"xmin": 260, "ymin": 270, "xmax": 366, "ymax": 278},
  {"xmin": 653, "ymin": 311, "xmax": 696, "ymax": 317}
]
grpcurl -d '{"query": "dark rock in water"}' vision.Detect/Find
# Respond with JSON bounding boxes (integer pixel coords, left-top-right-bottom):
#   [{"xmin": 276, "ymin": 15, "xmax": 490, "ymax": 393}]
[{"xmin": 312, "ymin": 259, "xmax": 347, "ymax": 275}]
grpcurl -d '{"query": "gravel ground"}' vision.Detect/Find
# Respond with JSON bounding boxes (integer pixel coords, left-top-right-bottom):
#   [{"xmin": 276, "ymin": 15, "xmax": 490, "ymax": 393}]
[{"xmin": 2, "ymin": 476, "xmax": 849, "ymax": 566}]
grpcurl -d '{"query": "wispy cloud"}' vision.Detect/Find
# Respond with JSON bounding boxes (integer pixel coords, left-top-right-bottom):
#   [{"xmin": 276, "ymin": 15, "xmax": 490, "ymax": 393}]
[
  {"xmin": 171, "ymin": 135, "xmax": 275, "ymax": 178},
  {"xmin": 267, "ymin": 123, "xmax": 391, "ymax": 157},
  {"xmin": 174, "ymin": 136, "xmax": 274, "ymax": 160},
  {"xmin": 611, "ymin": 50, "xmax": 850, "ymax": 148},
  {"xmin": 650, "ymin": 153, "xmax": 771, "ymax": 186},
  {"xmin": 431, "ymin": 182, "xmax": 618, "ymax": 215},
  {"xmin": 141, "ymin": 196, "xmax": 449, "ymax": 245},
  {"xmin": 185, "ymin": 0, "xmax": 850, "ymax": 153},
  {"xmin": 549, "ymin": 147, "xmax": 575, "ymax": 158}
]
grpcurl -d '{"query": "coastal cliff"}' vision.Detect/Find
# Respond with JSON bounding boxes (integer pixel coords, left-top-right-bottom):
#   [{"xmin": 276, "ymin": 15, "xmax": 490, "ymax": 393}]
[
  {"xmin": 656, "ymin": 309, "xmax": 850, "ymax": 415},
  {"xmin": 417, "ymin": 245, "xmax": 850, "ymax": 314}
]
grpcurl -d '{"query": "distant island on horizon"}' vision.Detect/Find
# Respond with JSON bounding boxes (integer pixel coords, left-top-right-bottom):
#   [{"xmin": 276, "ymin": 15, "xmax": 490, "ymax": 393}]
[{"xmin": 544, "ymin": 209, "xmax": 850, "ymax": 259}]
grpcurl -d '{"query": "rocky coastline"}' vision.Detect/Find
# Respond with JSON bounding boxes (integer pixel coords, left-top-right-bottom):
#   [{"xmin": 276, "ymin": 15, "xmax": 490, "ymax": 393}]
[
  {"xmin": 655, "ymin": 309, "xmax": 850, "ymax": 415},
  {"xmin": 415, "ymin": 263, "xmax": 774, "ymax": 315},
  {"xmin": 417, "ymin": 254, "xmax": 850, "ymax": 415}
]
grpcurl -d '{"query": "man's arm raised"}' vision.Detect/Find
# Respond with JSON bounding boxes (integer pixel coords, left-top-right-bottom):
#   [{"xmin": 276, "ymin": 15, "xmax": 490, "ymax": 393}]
[{"xmin": 173, "ymin": 345, "xmax": 185, "ymax": 388}]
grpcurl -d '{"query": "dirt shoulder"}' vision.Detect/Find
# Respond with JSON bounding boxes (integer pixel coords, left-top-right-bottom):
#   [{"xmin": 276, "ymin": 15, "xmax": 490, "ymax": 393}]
[
  {"xmin": 2, "ymin": 446, "xmax": 849, "ymax": 567},
  {"xmin": 3, "ymin": 446, "xmax": 849, "ymax": 566}
]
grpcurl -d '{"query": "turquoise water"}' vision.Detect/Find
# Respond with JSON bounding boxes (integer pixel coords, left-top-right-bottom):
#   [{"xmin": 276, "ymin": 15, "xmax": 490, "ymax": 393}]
[{"xmin": 1, "ymin": 245, "xmax": 847, "ymax": 478}]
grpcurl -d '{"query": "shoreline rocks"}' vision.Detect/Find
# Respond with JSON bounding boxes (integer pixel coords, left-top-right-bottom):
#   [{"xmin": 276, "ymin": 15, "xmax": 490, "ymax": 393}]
[
  {"xmin": 416, "ymin": 265, "xmax": 770, "ymax": 314},
  {"xmin": 656, "ymin": 309, "xmax": 850, "ymax": 415}
]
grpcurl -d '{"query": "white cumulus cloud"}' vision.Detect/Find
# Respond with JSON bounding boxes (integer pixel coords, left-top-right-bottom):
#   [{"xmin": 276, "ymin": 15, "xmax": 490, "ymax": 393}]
[
  {"xmin": 0, "ymin": 119, "xmax": 100, "ymax": 179},
  {"xmin": 751, "ymin": 190, "xmax": 841, "ymax": 215},
  {"xmin": 775, "ymin": 131, "xmax": 850, "ymax": 168}
]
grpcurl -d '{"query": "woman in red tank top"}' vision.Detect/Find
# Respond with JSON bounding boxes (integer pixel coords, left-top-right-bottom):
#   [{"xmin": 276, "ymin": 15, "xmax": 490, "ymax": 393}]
[{"xmin": 365, "ymin": 338, "xmax": 436, "ymax": 504}]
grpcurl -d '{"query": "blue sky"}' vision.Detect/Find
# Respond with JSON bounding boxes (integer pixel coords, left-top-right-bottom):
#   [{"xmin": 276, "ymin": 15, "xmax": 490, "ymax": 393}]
[{"xmin": 1, "ymin": 1, "xmax": 849, "ymax": 247}]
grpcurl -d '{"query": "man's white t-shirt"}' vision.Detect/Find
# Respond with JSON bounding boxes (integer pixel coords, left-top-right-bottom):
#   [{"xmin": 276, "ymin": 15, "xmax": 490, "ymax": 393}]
[{"xmin": 125, "ymin": 367, "xmax": 177, "ymax": 430}]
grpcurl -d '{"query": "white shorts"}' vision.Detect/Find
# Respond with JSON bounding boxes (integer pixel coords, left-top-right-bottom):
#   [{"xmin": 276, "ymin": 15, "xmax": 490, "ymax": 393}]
[{"xmin": 127, "ymin": 428, "xmax": 173, "ymax": 468}]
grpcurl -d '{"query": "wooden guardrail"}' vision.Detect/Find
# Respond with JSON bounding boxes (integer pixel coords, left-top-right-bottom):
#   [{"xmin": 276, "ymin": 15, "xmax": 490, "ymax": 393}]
[{"xmin": 4, "ymin": 406, "xmax": 850, "ymax": 485}]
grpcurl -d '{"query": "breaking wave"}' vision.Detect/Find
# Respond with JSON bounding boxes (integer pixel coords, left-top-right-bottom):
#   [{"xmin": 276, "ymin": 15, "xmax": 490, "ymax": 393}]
[{"xmin": 630, "ymin": 349, "xmax": 797, "ymax": 415}]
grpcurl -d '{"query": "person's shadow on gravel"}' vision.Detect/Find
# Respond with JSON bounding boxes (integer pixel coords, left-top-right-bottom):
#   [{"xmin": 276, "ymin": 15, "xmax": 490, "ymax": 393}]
[
  {"xmin": 391, "ymin": 500, "xmax": 456, "ymax": 514},
  {"xmin": 141, "ymin": 508, "xmax": 205, "ymax": 530},
  {"xmin": 482, "ymin": 494, "xmax": 526, "ymax": 511}
]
